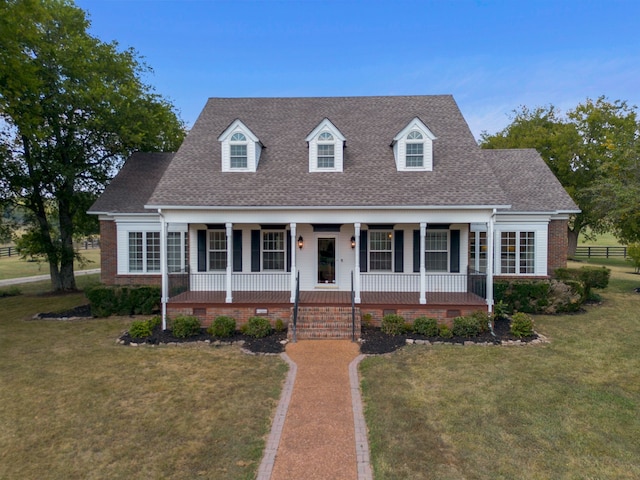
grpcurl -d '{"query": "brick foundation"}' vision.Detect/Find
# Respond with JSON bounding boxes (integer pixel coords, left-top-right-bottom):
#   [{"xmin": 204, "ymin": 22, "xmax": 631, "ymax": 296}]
[
  {"xmin": 360, "ymin": 304, "xmax": 487, "ymax": 328},
  {"xmin": 166, "ymin": 304, "xmax": 292, "ymax": 328}
]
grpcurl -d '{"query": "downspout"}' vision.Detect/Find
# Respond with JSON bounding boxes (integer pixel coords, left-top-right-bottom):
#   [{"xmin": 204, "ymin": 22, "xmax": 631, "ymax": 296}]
[
  {"xmin": 158, "ymin": 209, "xmax": 168, "ymax": 331},
  {"xmin": 486, "ymin": 208, "xmax": 496, "ymax": 313}
]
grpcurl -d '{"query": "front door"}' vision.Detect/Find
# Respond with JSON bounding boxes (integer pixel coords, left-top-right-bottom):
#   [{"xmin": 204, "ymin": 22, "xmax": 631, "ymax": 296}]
[{"xmin": 317, "ymin": 237, "xmax": 336, "ymax": 284}]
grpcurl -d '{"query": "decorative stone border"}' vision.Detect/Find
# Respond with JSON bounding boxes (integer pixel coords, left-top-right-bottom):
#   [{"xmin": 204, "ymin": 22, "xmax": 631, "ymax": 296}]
[{"xmin": 404, "ymin": 333, "xmax": 549, "ymax": 347}]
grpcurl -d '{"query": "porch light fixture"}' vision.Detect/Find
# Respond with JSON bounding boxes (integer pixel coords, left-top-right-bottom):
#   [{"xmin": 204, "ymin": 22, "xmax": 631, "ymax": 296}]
[
  {"xmin": 350, "ymin": 236, "xmax": 356, "ymax": 249},
  {"xmin": 298, "ymin": 235, "xmax": 304, "ymax": 249}
]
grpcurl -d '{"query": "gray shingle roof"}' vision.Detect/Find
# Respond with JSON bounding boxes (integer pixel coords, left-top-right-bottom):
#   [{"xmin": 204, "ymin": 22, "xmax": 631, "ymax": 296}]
[
  {"xmin": 146, "ymin": 96, "xmax": 511, "ymax": 208},
  {"xmin": 88, "ymin": 152, "xmax": 174, "ymax": 214},
  {"xmin": 482, "ymin": 149, "xmax": 579, "ymax": 213}
]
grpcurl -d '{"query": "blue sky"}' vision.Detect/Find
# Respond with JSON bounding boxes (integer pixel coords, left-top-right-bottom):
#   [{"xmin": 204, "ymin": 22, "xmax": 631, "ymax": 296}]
[{"xmin": 76, "ymin": 0, "xmax": 640, "ymax": 139}]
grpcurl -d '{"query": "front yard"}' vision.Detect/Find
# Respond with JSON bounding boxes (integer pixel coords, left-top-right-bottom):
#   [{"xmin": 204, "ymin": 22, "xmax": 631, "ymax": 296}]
[
  {"xmin": 360, "ymin": 259, "xmax": 640, "ymax": 479},
  {"xmin": 0, "ymin": 277, "xmax": 288, "ymax": 480}
]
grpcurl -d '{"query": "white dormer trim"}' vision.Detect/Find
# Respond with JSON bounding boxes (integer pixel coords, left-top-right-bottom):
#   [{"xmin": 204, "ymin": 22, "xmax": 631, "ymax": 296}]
[
  {"xmin": 305, "ymin": 118, "xmax": 346, "ymax": 173},
  {"xmin": 392, "ymin": 117, "xmax": 436, "ymax": 171},
  {"xmin": 218, "ymin": 119, "xmax": 263, "ymax": 172}
]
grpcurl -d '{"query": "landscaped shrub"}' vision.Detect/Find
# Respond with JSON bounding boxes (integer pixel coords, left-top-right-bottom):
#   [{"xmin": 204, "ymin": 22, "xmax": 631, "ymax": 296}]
[
  {"xmin": 86, "ymin": 285, "xmax": 160, "ymax": 317},
  {"xmin": 412, "ymin": 316, "xmax": 438, "ymax": 336},
  {"xmin": 494, "ymin": 278, "xmax": 588, "ymax": 314},
  {"xmin": 171, "ymin": 315, "xmax": 201, "ymax": 338},
  {"xmin": 438, "ymin": 324, "xmax": 453, "ymax": 339},
  {"xmin": 274, "ymin": 318, "xmax": 286, "ymax": 333},
  {"xmin": 554, "ymin": 266, "xmax": 610, "ymax": 300},
  {"xmin": 0, "ymin": 286, "xmax": 21, "ymax": 298},
  {"xmin": 627, "ymin": 243, "xmax": 640, "ymax": 273},
  {"xmin": 547, "ymin": 279, "xmax": 584, "ymax": 313},
  {"xmin": 361, "ymin": 313, "xmax": 373, "ymax": 328},
  {"xmin": 510, "ymin": 312, "xmax": 535, "ymax": 338},
  {"xmin": 129, "ymin": 319, "xmax": 153, "ymax": 339},
  {"xmin": 381, "ymin": 314, "xmax": 406, "ymax": 335},
  {"xmin": 452, "ymin": 315, "xmax": 481, "ymax": 337},
  {"xmin": 244, "ymin": 316, "xmax": 272, "ymax": 338},
  {"xmin": 470, "ymin": 310, "xmax": 491, "ymax": 333},
  {"xmin": 207, "ymin": 316, "xmax": 236, "ymax": 338}
]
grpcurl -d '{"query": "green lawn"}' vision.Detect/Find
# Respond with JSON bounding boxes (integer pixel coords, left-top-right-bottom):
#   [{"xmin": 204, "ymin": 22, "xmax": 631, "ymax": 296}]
[
  {"xmin": 578, "ymin": 229, "xmax": 622, "ymax": 246},
  {"xmin": 0, "ymin": 277, "xmax": 288, "ymax": 480},
  {"xmin": 360, "ymin": 262, "xmax": 640, "ymax": 479},
  {"xmin": 0, "ymin": 248, "xmax": 101, "ymax": 280}
]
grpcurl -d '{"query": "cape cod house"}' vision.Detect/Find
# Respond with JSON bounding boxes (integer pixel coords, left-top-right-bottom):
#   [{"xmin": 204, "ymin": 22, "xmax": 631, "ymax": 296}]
[{"xmin": 89, "ymin": 96, "xmax": 579, "ymax": 338}]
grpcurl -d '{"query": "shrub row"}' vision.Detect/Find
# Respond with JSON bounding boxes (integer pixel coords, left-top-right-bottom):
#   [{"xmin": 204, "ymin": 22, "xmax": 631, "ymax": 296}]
[
  {"xmin": 381, "ymin": 311, "xmax": 534, "ymax": 339},
  {"xmin": 86, "ymin": 285, "xmax": 160, "ymax": 317},
  {"xmin": 129, "ymin": 316, "xmax": 162, "ymax": 339},
  {"xmin": 554, "ymin": 266, "xmax": 610, "ymax": 300}
]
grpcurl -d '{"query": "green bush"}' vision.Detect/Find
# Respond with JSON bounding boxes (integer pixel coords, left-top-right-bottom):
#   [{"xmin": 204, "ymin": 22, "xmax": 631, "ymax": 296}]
[
  {"xmin": 86, "ymin": 285, "xmax": 160, "ymax": 317},
  {"xmin": 555, "ymin": 266, "xmax": 610, "ymax": 300},
  {"xmin": 244, "ymin": 316, "xmax": 272, "ymax": 338},
  {"xmin": 412, "ymin": 316, "xmax": 438, "ymax": 336},
  {"xmin": 171, "ymin": 315, "xmax": 201, "ymax": 338},
  {"xmin": 274, "ymin": 318, "xmax": 286, "ymax": 333},
  {"xmin": 0, "ymin": 286, "xmax": 21, "ymax": 298},
  {"xmin": 129, "ymin": 320, "xmax": 153, "ymax": 339},
  {"xmin": 381, "ymin": 314, "xmax": 406, "ymax": 335},
  {"xmin": 438, "ymin": 324, "xmax": 453, "ymax": 339},
  {"xmin": 510, "ymin": 312, "xmax": 535, "ymax": 338},
  {"xmin": 627, "ymin": 243, "xmax": 640, "ymax": 273},
  {"xmin": 148, "ymin": 315, "xmax": 162, "ymax": 329},
  {"xmin": 470, "ymin": 310, "xmax": 491, "ymax": 333},
  {"xmin": 207, "ymin": 316, "xmax": 236, "ymax": 338},
  {"xmin": 452, "ymin": 315, "xmax": 480, "ymax": 337},
  {"xmin": 361, "ymin": 313, "xmax": 373, "ymax": 328}
]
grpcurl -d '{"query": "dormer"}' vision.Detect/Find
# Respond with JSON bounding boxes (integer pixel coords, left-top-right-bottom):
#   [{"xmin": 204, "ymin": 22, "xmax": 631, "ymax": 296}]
[
  {"xmin": 305, "ymin": 118, "xmax": 346, "ymax": 173},
  {"xmin": 392, "ymin": 117, "xmax": 436, "ymax": 171},
  {"xmin": 218, "ymin": 119, "xmax": 263, "ymax": 172}
]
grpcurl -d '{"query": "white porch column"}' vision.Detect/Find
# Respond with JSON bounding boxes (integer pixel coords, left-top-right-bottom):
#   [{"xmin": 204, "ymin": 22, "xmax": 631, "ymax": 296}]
[
  {"xmin": 159, "ymin": 210, "xmax": 169, "ymax": 330},
  {"xmin": 225, "ymin": 222, "xmax": 233, "ymax": 303},
  {"xmin": 354, "ymin": 223, "xmax": 361, "ymax": 303},
  {"xmin": 290, "ymin": 223, "xmax": 297, "ymax": 303},
  {"xmin": 486, "ymin": 211, "xmax": 496, "ymax": 312},
  {"xmin": 419, "ymin": 222, "xmax": 427, "ymax": 304}
]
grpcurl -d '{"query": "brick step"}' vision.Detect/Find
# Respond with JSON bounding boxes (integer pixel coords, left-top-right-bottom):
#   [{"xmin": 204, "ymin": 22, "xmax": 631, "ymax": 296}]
[{"xmin": 289, "ymin": 305, "xmax": 361, "ymax": 340}]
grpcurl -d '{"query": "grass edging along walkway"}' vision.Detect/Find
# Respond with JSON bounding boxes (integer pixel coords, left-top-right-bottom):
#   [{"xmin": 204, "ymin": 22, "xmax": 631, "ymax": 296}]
[
  {"xmin": 0, "ymin": 280, "xmax": 289, "ymax": 480},
  {"xmin": 359, "ymin": 262, "xmax": 640, "ymax": 480}
]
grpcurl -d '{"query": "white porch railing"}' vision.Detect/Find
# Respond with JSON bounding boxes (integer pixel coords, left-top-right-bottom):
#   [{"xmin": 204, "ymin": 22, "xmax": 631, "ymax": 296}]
[
  {"xmin": 187, "ymin": 272, "xmax": 290, "ymax": 292},
  {"xmin": 360, "ymin": 272, "xmax": 469, "ymax": 293}
]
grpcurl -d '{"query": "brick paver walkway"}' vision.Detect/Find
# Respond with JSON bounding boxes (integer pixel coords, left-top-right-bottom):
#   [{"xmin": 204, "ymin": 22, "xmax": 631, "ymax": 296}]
[{"xmin": 258, "ymin": 340, "xmax": 372, "ymax": 480}]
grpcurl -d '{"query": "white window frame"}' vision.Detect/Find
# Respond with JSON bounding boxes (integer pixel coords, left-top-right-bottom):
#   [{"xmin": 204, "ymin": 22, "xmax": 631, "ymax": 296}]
[
  {"xmin": 305, "ymin": 119, "xmax": 345, "ymax": 173},
  {"xmin": 392, "ymin": 117, "xmax": 436, "ymax": 171},
  {"xmin": 262, "ymin": 230, "xmax": 286, "ymax": 271},
  {"xmin": 229, "ymin": 132, "xmax": 248, "ymax": 169},
  {"xmin": 217, "ymin": 120, "xmax": 262, "ymax": 172},
  {"xmin": 369, "ymin": 230, "xmax": 393, "ymax": 272},
  {"xmin": 405, "ymin": 131, "xmax": 424, "ymax": 168},
  {"xmin": 500, "ymin": 231, "xmax": 536, "ymax": 275},
  {"xmin": 128, "ymin": 231, "xmax": 160, "ymax": 273},
  {"xmin": 167, "ymin": 231, "xmax": 188, "ymax": 273},
  {"xmin": 470, "ymin": 230, "xmax": 487, "ymax": 273},
  {"xmin": 316, "ymin": 132, "xmax": 335, "ymax": 169},
  {"xmin": 425, "ymin": 230, "xmax": 449, "ymax": 272},
  {"xmin": 208, "ymin": 230, "xmax": 227, "ymax": 271}
]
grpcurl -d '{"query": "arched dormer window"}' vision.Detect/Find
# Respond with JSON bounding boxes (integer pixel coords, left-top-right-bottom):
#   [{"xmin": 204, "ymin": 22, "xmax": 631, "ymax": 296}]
[
  {"xmin": 230, "ymin": 132, "xmax": 248, "ymax": 168},
  {"xmin": 317, "ymin": 132, "xmax": 335, "ymax": 168},
  {"xmin": 305, "ymin": 119, "xmax": 346, "ymax": 172},
  {"xmin": 218, "ymin": 120, "xmax": 263, "ymax": 172},
  {"xmin": 392, "ymin": 118, "xmax": 436, "ymax": 171},
  {"xmin": 405, "ymin": 131, "xmax": 424, "ymax": 167}
]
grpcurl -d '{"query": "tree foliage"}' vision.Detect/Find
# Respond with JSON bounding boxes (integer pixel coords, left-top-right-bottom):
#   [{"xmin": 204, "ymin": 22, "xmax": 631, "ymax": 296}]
[
  {"xmin": 480, "ymin": 97, "xmax": 640, "ymax": 250},
  {"xmin": 0, "ymin": 0, "xmax": 185, "ymax": 290}
]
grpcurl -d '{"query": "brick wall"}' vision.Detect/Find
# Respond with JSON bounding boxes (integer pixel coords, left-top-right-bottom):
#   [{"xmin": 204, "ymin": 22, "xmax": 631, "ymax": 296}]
[
  {"xmin": 547, "ymin": 219, "xmax": 569, "ymax": 273},
  {"xmin": 166, "ymin": 305, "xmax": 292, "ymax": 328},
  {"xmin": 360, "ymin": 305, "xmax": 487, "ymax": 328},
  {"xmin": 99, "ymin": 220, "xmax": 117, "ymax": 285},
  {"xmin": 99, "ymin": 219, "xmax": 162, "ymax": 286}
]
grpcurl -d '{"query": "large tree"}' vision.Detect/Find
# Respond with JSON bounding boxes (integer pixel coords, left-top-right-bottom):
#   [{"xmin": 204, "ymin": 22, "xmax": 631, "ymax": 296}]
[
  {"xmin": 480, "ymin": 97, "xmax": 640, "ymax": 253},
  {"xmin": 0, "ymin": 0, "xmax": 185, "ymax": 290}
]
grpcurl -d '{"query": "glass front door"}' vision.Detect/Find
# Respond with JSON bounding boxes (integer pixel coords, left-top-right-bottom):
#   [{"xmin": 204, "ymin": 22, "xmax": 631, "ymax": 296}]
[{"xmin": 317, "ymin": 237, "xmax": 336, "ymax": 284}]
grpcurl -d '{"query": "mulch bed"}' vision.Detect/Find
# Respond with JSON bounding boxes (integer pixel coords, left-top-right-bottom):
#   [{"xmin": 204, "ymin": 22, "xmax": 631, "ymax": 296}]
[{"xmin": 37, "ymin": 305, "xmax": 539, "ymax": 355}]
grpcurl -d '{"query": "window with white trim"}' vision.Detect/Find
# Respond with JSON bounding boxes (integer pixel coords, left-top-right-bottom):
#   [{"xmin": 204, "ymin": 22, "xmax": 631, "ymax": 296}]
[
  {"xmin": 426, "ymin": 230, "xmax": 448, "ymax": 272},
  {"xmin": 470, "ymin": 231, "xmax": 487, "ymax": 273},
  {"xmin": 405, "ymin": 131, "xmax": 424, "ymax": 167},
  {"xmin": 208, "ymin": 230, "xmax": 227, "ymax": 271},
  {"xmin": 128, "ymin": 231, "xmax": 160, "ymax": 273},
  {"xmin": 229, "ymin": 132, "xmax": 248, "ymax": 169},
  {"xmin": 500, "ymin": 231, "xmax": 535, "ymax": 274},
  {"xmin": 369, "ymin": 231, "xmax": 393, "ymax": 271},
  {"xmin": 167, "ymin": 231, "xmax": 188, "ymax": 273},
  {"xmin": 263, "ymin": 231, "xmax": 285, "ymax": 271},
  {"xmin": 317, "ymin": 132, "xmax": 335, "ymax": 169}
]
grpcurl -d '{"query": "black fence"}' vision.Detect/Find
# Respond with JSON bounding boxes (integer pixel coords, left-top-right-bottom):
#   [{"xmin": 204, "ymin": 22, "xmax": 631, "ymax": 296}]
[
  {"xmin": 0, "ymin": 240, "xmax": 100, "ymax": 259},
  {"xmin": 574, "ymin": 246, "xmax": 627, "ymax": 258}
]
